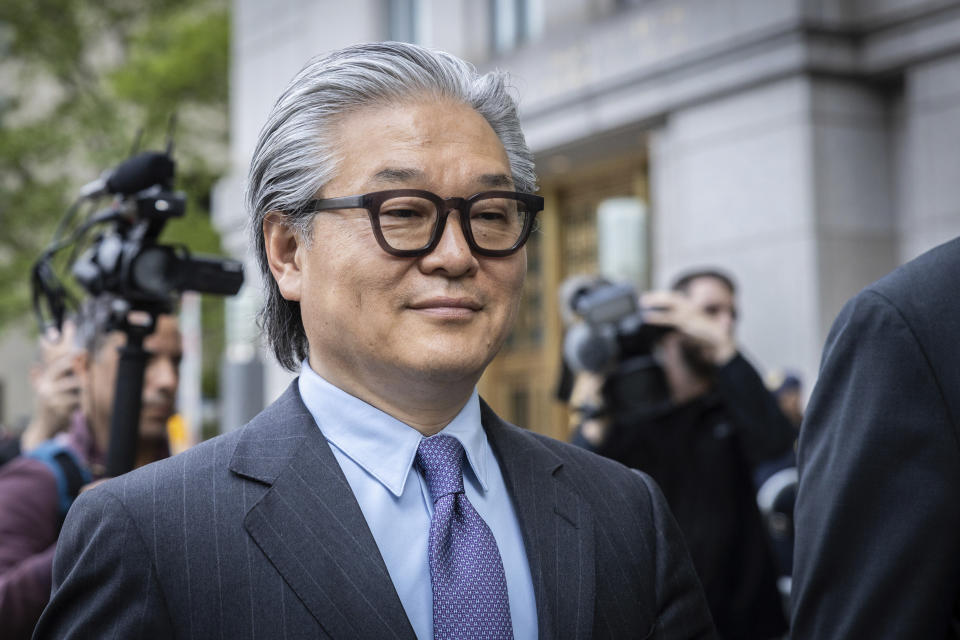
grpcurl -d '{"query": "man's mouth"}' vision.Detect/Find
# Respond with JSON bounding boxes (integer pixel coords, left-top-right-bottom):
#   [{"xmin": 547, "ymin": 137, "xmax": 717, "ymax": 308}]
[
  {"xmin": 142, "ymin": 402, "xmax": 174, "ymax": 417},
  {"xmin": 407, "ymin": 297, "xmax": 483, "ymax": 319}
]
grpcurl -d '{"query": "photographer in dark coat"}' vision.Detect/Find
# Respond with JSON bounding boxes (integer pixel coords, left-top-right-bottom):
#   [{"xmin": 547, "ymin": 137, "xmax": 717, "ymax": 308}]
[{"xmin": 569, "ymin": 270, "xmax": 795, "ymax": 640}]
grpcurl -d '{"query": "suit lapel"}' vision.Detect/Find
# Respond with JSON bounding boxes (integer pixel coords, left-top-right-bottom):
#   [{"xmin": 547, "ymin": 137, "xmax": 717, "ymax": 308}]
[
  {"xmin": 230, "ymin": 382, "xmax": 416, "ymax": 640},
  {"xmin": 481, "ymin": 400, "xmax": 596, "ymax": 639}
]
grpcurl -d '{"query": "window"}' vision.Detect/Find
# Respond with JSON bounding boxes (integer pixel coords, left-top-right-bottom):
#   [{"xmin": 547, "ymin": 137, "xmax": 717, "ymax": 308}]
[
  {"xmin": 386, "ymin": 0, "xmax": 429, "ymax": 45},
  {"xmin": 597, "ymin": 197, "xmax": 649, "ymax": 287},
  {"xmin": 489, "ymin": 0, "xmax": 543, "ymax": 54}
]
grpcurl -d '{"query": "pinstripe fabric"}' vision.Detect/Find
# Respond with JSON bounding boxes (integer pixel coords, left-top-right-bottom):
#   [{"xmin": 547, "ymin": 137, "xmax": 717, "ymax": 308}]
[
  {"xmin": 35, "ymin": 383, "xmax": 715, "ymax": 639},
  {"xmin": 480, "ymin": 401, "xmax": 717, "ymax": 640}
]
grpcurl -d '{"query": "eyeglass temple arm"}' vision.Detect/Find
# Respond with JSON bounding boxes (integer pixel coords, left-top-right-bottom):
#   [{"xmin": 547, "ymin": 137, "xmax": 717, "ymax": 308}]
[{"xmin": 303, "ymin": 196, "xmax": 366, "ymax": 212}]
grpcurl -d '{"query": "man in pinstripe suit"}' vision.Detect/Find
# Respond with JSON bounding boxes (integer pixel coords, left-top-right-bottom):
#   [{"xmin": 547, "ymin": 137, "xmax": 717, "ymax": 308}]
[{"xmin": 35, "ymin": 43, "xmax": 715, "ymax": 639}]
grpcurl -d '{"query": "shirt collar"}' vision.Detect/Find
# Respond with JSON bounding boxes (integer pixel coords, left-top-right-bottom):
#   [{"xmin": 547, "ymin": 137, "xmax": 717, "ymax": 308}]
[{"xmin": 298, "ymin": 361, "xmax": 489, "ymax": 497}]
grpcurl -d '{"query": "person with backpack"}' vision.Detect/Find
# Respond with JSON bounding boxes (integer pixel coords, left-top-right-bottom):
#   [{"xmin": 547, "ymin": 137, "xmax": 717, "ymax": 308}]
[{"xmin": 0, "ymin": 295, "xmax": 181, "ymax": 639}]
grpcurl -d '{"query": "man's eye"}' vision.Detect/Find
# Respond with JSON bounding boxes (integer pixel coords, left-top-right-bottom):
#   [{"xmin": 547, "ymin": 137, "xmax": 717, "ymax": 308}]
[
  {"xmin": 471, "ymin": 208, "xmax": 511, "ymax": 223},
  {"xmin": 382, "ymin": 208, "xmax": 423, "ymax": 218}
]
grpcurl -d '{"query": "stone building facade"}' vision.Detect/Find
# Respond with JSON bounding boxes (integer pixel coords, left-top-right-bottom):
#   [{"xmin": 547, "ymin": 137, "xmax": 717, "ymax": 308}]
[{"xmin": 214, "ymin": 0, "xmax": 960, "ymax": 438}]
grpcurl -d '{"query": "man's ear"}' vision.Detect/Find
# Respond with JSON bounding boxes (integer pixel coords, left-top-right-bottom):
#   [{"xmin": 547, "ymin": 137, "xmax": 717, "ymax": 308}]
[{"xmin": 263, "ymin": 213, "xmax": 306, "ymax": 302}]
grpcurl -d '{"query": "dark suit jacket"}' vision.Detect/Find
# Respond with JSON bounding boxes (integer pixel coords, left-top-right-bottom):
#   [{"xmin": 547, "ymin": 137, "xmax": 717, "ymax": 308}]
[
  {"xmin": 792, "ymin": 236, "xmax": 960, "ymax": 639},
  {"xmin": 35, "ymin": 383, "xmax": 715, "ymax": 639}
]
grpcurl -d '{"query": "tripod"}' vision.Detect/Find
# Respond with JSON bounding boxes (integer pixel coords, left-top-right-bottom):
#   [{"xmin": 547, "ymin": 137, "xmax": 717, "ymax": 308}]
[{"xmin": 105, "ymin": 304, "xmax": 169, "ymax": 477}]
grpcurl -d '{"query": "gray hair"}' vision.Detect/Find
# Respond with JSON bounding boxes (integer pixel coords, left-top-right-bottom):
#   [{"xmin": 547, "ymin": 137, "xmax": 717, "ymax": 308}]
[{"xmin": 246, "ymin": 41, "xmax": 537, "ymax": 371}]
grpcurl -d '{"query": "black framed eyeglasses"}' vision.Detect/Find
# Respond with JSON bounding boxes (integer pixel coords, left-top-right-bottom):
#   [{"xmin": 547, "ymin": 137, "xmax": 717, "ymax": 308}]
[{"xmin": 303, "ymin": 189, "xmax": 543, "ymax": 257}]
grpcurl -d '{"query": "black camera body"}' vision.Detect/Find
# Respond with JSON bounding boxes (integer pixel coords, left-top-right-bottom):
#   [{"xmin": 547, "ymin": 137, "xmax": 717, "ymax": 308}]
[
  {"xmin": 563, "ymin": 281, "xmax": 673, "ymax": 420},
  {"xmin": 71, "ymin": 185, "xmax": 243, "ymax": 310},
  {"xmin": 70, "ymin": 153, "xmax": 243, "ymax": 316}
]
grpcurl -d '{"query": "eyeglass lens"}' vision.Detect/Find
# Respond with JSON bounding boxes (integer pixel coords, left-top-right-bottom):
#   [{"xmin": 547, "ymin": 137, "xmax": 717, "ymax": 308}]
[{"xmin": 377, "ymin": 194, "xmax": 531, "ymax": 251}]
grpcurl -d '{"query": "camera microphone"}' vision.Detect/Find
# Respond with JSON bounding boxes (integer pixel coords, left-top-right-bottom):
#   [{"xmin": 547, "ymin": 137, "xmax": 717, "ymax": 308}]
[{"xmin": 79, "ymin": 152, "xmax": 175, "ymax": 199}]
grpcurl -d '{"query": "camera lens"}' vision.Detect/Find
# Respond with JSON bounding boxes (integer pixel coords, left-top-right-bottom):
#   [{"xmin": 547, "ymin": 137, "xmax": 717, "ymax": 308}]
[{"xmin": 130, "ymin": 246, "xmax": 178, "ymax": 298}]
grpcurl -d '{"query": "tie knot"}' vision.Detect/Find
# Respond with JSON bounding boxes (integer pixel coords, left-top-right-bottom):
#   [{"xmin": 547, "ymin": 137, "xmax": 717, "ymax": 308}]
[{"xmin": 416, "ymin": 435, "xmax": 465, "ymax": 502}]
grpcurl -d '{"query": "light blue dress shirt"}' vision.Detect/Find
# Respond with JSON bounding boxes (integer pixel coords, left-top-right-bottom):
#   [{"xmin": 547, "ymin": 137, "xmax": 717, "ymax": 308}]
[{"xmin": 298, "ymin": 363, "xmax": 538, "ymax": 640}]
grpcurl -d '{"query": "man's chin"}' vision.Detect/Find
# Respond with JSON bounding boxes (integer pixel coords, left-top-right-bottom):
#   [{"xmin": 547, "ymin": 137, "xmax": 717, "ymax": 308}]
[
  {"xmin": 138, "ymin": 417, "xmax": 171, "ymax": 441},
  {"xmin": 679, "ymin": 339, "xmax": 718, "ymax": 379},
  {"xmin": 385, "ymin": 346, "xmax": 484, "ymax": 382}
]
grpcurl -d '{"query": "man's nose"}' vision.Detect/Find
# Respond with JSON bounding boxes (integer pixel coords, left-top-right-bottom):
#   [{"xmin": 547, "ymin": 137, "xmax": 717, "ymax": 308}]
[
  {"xmin": 419, "ymin": 211, "xmax": 479, "ymax": 276},
  {"xmin": 146, "ymin": 357, "xmax": 179, "ymax": 395}
]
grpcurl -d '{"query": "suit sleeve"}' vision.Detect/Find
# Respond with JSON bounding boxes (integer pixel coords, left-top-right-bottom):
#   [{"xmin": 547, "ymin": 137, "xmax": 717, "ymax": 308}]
[
  {"xmin": 32, "ymin": 484, "xmax": 174, "ymax": 639},
  {"xmin": 714, "ymin": 353, "xmax": 796, "ymax": 465},
  {"xmin": 791, "ymin": 290, "xmax": 960, "ymax": 639},
  {"xmin": 633, "ymin": 470, "xmax": 718, "ymax": 640}
]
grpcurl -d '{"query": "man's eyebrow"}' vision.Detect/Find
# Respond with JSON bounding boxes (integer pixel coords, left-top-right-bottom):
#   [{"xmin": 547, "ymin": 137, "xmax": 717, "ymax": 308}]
[
  {"xmin": 371, "ymin": 167, "xmax": 425, "ymax": 184},
  {"xmin": 478, "ymin": 173, "xmax": 514, "ymax": 189}
]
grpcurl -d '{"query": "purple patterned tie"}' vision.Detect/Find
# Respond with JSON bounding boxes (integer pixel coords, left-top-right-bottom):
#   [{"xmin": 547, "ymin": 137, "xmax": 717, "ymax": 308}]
[{"xmin": 416, "ymin": 435, "xmax": 514, "ymax": 639}]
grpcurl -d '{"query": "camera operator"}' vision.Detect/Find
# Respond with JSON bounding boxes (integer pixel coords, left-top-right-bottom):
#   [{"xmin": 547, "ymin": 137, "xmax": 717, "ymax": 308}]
[
  {"xmin": 569, "ymin": 269, "xmax": 795, "ymax": 640},
  {"xmin": 0, "ymin": 295, "xmax": 181, "ymax": 640}
]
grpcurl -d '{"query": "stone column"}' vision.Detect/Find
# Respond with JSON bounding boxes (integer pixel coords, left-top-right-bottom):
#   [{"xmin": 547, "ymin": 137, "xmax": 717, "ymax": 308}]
[
  {"xmin": 899, "ymin": 53, "xmax": 960, "ymax": 261},
  {"xmin": 651, "ymin": 73, "xmax": 901, "ymax": 387}
]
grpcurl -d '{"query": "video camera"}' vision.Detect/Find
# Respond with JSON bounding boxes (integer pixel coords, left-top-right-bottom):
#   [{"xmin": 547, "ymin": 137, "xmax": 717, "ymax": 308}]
[
  {"xmin": 562, "ymin": 280, "xmax": 673, "ymax": 420},
  {"xmin": 35, "ymin": 150, "xmax": 243, "ymax": 321},
  {"xmin": 31, "ymin": 147, "xmax": 244, "ymax": 475}
]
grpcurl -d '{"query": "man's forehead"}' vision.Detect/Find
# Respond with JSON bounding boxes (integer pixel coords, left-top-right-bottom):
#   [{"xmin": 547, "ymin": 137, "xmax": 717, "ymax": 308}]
[
  {"xmin": 688, "ymin": 275, "xmax": 734, "ymax": 296},
  {"xmin": 328, "ymin": 99, "xmax": 512, "ymax": 182}
]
